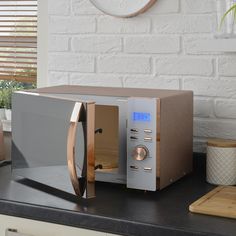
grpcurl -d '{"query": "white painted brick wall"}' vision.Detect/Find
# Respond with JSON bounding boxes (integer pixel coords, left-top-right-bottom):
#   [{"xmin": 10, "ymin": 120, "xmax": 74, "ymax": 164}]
[
  {"xmin": 47, "ymin": 0, "xmax": 236, "ymax": 153},
  {"xmin": 49, "ymin": 16, "xmax": 96, "ymax": 34},
  {"xmin": 49, "ymin": 72, "xmax": 69, "ymax": 85},
  {"xmin": 183, "ymin": 78, "xmax": 236, "ymax": 98},
  {"xmin": 124, "ymin": 36, "xmax": 180, "ymax": 54},
  {"xmin": 97, "ymin": 16, "xmax": 151, "ymax": 34},
  {"xmin": 123, "ymin": 76, "xmax": 180, "ymax": 89},
  {"xmin": 70, "ymin": 74, "xmax": 123, "ymax": 87},
  {"xmin": 48, "ymin": 0, "xmax": 70, "ymax": 16},
  {"xmin": 49, "ymin": 35, "xmax": 69, "ymax": 52},
  {"xmin": 147, "ymin": 0, "xmax": 180, "ymax": 14},
  {"xmin": 218, "ymin": 57, "xmax": 236, "ymax": 76},
  {"xmin": 156, "ymin": 57, "xmax": 213, "ymax": 76},
  {"xmin": 72, "ymin": 36, "xmax": 122, "ymax": 53},
  {"xmin": 194, "ymin": 98, "xmax": 214, "ymax": 118},
  {"xmin": 71, "ymin": 0, "xmax": 101, "ymax": 15},
  {"xmin": 194, "ymin": 119, "xmax": 236, "ymax": 140},
  {"xmin": 215, "ymin": 99, "xmax": 236, "ymax": 119},
  {"xmin": 98, "ymin": 55, "xmax": 151, "ymax": 74},
  {"xmin": 182, "ymin": 0, "xmax": 215, "ymax": 14},
  {"xmin": 48, "ymin": 54, "xmax": 95, "ymax": 72},
  {"xmin": 152, "ymin": 15, "xmax": 213, "ymax": 34}
]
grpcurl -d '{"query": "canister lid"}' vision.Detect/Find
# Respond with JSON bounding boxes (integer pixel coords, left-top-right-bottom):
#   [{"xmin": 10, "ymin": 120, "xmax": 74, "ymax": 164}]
[{"xmin": 207, "ymin": 138, "xmax": 236, "ymax": 148}]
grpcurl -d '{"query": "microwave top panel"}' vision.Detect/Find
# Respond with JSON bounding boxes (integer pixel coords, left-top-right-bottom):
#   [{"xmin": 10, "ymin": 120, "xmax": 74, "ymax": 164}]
[{"xmin": 29, "ymin": 85, "xmax": 193, "ymax": 99}]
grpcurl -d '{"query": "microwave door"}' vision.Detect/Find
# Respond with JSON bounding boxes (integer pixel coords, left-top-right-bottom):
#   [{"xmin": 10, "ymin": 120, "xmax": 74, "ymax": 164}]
[{"xmin": 11, "ymin": 92, "xmax": 95, "ymax": 199}]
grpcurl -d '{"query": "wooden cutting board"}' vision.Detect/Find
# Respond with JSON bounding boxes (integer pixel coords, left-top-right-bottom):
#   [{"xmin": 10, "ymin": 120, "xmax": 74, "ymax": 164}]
[{"xmin": 189, "ymin": 186, "xmax": 236, "ymax": 219}]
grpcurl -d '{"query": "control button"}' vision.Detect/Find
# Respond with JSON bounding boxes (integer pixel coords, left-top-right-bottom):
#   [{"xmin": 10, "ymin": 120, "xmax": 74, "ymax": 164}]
[
  {"xmin": 130, "ymin": 165, "xmax": 139, "ymax": 170},
  {"xmin": 130, "ymin": 128, "xmax": 138, "ymax": 133},
  {"xmin": 144, "ymin": 167, "xmax": 152, "ymax": 171},
  {"xmin": 130, "ymin": 136, "xmax": 138, "ymax": 140},
  {"xmin": 132, "ymin": 145, "xmax": 148, "ymax": 161},
  {"xmin": 144, "ymin": 129, "xmax": 152, "ymax": 134},
  {"xmin": 144, "ymin": 137, "xmax": 152, "ymax": 142}
]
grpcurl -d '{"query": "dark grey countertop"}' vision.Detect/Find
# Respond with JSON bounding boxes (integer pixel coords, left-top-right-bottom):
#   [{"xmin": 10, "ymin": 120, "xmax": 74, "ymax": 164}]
[{"xmin": 0, "ymin": 154, "xmax": 235, "ymax": 236}]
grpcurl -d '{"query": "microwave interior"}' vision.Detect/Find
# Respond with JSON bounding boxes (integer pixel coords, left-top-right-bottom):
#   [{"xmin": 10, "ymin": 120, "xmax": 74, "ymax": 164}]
[{"xmin": 95, "ymin": 105, "xmax": 119, "ymax": 173}]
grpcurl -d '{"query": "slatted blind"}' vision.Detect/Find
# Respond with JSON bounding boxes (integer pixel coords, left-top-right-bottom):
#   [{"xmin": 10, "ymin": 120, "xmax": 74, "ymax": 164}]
[{"xmin": 0, "ymin": 0, "xmax": 37, "ymax": 83}]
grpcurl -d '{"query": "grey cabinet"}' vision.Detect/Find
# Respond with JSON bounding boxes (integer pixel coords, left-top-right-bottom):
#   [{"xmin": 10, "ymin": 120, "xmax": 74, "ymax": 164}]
[{"xmin": 0, "ymin": 215, "xmax": 120, "ymax": 236}]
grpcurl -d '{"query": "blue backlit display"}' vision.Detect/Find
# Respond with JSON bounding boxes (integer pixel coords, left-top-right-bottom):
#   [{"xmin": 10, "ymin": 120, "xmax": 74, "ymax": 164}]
[{"xmin": 133, "ymin": 112, "xmax": 151, "ymax": 122}]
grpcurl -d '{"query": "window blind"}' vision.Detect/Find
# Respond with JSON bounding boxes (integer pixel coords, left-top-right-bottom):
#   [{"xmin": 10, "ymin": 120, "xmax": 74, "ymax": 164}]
[{"xmin": 0, "ymin": 0, "xmax": 37, "ymax": 83}]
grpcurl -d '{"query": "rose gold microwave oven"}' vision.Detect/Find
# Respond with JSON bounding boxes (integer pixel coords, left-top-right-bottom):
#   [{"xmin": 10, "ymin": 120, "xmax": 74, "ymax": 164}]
[{"xmin": 12, "ymin": 86, "xmax": 193, "ymax": 199}]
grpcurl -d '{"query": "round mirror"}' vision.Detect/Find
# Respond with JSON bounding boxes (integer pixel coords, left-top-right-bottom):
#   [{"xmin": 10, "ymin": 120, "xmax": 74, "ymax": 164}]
[{"xmin": 90, "ymin": 0, "xmax": 156, "ymax": 18}]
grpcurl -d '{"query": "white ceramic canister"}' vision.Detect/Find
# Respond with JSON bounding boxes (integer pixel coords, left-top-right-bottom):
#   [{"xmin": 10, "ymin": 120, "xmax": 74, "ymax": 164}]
[{"xmin": 207, "ymin": 139, "xmax": 236, "ymax": 185}]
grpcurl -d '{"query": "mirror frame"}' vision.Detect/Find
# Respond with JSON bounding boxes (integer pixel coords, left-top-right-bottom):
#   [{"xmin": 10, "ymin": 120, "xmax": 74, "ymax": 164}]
[{"xmin": 89, "ymin": 0, "xmax": 157, "ymax": 18}]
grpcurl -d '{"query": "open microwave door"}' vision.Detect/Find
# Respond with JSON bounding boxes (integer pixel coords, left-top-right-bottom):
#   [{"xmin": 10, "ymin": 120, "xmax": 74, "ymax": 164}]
[{"xmin": 11, "ymin": 91, "xmax": 95, "ymax": 199}]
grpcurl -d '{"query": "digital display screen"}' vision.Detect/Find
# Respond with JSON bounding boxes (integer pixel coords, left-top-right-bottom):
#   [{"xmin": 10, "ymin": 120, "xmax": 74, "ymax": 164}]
[{"xmin": 133, "ymin": 112, "xmax": 151, "ymax": 122}]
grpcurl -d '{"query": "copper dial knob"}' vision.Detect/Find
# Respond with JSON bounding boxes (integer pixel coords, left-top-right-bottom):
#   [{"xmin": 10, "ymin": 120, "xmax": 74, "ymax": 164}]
[{"xmin": 132, "ymin": 146, "xmax": 148, "ymax": 161}]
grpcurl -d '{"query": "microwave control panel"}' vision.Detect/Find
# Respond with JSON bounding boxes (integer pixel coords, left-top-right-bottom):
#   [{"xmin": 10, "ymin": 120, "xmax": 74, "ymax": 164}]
[{"xmin": 127, "ymin": 98, "xmax": 157, "ymax": 191}]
